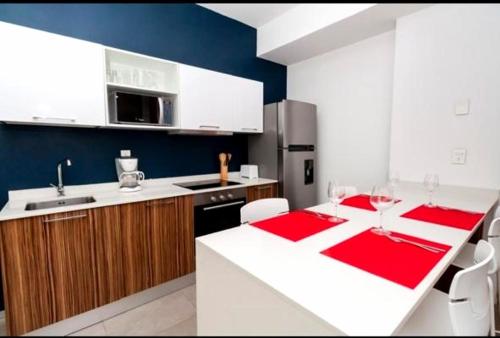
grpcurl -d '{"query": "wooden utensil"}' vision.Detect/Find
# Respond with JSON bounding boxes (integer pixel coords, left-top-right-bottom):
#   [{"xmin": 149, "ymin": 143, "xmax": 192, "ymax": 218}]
[
  {"xmin": 219, "ymin": 153, "xmax": 228, "ymax": 180},
  {"xmin": 219, "ymin": 153, "xmax": 226, "ymax": 166}
]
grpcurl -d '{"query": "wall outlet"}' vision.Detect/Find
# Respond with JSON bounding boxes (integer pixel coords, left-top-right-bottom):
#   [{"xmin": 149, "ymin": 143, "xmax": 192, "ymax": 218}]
[
  {"xmin": 455, "ymin": 99, "xmax": 470, "ymax": 116},
  {"xmin": 120, "ymin": 149, "xmax": 131, "ymax": 157},
  {"xmin": 452, "ymin": 148, "xmax": 467, "ymax": 165}
]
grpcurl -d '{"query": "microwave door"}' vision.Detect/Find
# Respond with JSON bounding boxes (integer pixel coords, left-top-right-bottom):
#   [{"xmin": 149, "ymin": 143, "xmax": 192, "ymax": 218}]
[{"xmin": 112, "ymin": 91, "xmax": 164, "ymax": 125}]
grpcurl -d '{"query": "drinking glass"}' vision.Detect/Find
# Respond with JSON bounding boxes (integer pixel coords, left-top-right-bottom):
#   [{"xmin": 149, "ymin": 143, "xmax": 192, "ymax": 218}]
[
  {"xmin": 370, "ymin": 185, "xmax": 395, "ymax": 235},
  {"xmin": 389, "ymin": 171, "xmax": 400, "ymax": 189},
  {"xmin": 423, "ymin": 173, "xmax": 439, "ymax": 207},
  {"xmin": 327, "ymin": 181, "xmax": 346, "ymax": 223},
  {"xmin": 389, "ymin": 170, "xmax": 400, "ymax": 199}
]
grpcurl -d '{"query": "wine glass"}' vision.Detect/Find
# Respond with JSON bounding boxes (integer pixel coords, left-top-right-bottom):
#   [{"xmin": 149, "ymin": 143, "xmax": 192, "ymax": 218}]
[
  {"xmin": 370, "ymin": 185, "xmax": 395, "ymax": 235},
  {"xmin": 389, "ymin": 171, "xmax": 400, "ymax": 189},
  {"xmin": 327, "ymin": 181, "xmax": 346, "ymax": 223},
  {"xmin": 389, "ymin": 170, "xmax": 400, "ymax": 198},
  {"xmin": 423, "ymin": 174, "xmax": 439, "ymax": 207}
]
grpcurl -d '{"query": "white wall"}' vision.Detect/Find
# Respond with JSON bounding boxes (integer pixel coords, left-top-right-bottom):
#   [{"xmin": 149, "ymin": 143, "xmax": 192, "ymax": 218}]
[
  {"xmin": 257, "ymin": 4, "xmax": 374, "ymax": 55},
  {"xmin": 390, "ymin": 4, "xmax": 500, "ymax": 189},
  {"xmin": 288, "ymin": 31, "xmax": 395, "ymax": 202}
]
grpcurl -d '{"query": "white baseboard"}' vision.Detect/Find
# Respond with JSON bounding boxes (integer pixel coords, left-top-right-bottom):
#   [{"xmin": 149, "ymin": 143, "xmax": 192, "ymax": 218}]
[{"xmin": 24, "ymin": 273, "xmax": 195, "ymax": 336}]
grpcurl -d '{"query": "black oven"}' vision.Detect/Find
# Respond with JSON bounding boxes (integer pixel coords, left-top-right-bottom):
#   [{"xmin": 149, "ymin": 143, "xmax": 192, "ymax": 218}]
[{"xmin": 193, "ymin": 187, "xmax": 247, "ymax": 237}]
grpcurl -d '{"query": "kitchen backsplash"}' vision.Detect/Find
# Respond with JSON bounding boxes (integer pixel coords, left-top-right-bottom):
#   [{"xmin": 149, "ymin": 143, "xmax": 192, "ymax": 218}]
[{"xmin": 0, "ymin": 124, "xmax": 250, "ymax": 207}]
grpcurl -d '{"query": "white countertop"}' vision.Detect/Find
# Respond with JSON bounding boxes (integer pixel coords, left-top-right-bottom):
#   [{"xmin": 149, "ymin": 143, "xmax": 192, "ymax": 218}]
[
  {"xmin": 196, "ymin": 182, "xmax": 499, "ymax": 335},
  {"xmin": 0, "ymin": 172, "xmax": 276, "ymax": 221}
]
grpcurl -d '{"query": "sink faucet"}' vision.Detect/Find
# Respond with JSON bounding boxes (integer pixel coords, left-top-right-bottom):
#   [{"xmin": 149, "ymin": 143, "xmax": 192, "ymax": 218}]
[{"xmin": 51, "ymin": 158, "xmax": 72, "ymax": 196}]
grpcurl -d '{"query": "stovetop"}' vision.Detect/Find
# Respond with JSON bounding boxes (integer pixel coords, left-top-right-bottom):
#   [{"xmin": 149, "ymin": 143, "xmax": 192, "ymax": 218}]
[{"xmin": 174, "ymin": 179, "xmax": 243, "ymax": 191}]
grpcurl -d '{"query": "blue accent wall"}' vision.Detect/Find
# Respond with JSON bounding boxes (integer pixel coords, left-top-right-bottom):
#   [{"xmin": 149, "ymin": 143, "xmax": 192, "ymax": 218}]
[{"xmin": 0, "ymin": 4, "xmax": 286, "ymax": 310}]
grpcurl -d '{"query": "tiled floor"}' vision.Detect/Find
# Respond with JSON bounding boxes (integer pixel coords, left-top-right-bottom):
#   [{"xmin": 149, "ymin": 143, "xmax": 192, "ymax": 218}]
[{"xmin": 70, "ymin": 284, "xmax": 197, "ymax": 336}]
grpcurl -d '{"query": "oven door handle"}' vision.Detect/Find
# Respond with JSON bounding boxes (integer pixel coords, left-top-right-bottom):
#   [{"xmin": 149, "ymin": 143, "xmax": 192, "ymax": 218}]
[{"xmin": 202, "ymin": 200, "xmax": 245, "ymax": 211}]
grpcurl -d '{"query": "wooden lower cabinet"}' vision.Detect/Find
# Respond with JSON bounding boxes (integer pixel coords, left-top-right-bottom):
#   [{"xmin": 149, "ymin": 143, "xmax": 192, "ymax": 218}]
[
  {"xmin": 246, "ymin": 183, "xmax": 278, "ymax": 202},
  {"xmin": 44, "ymin": 210, "xmax": 97, "ymax": 321},
  {"xmin": 0, "ymin": 216, "xmax": 52, "ymax": 336},
  {"xmin": 177, "ymin": 196, "xmax": 195, "ymax": 276},
  {"xmin": 92, "ymin": 205, "xmax": 125, "ymax": 306},
  {"xmin": 0, "ymin": 195, "xmax": 195, "ymax": 336},
  {"xmin": 119, "ymin": 201, "xmax": 152, "ymax": 296},
  {"xmin": 148, "ymin": 198, "xmax": 180, "ymax": 285}
]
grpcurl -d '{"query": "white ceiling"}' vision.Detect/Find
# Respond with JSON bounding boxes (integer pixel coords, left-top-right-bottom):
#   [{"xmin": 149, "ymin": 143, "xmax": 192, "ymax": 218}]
[{"xmin": 198, "ymin": 3, "xmax": 298, "ymax": 28}]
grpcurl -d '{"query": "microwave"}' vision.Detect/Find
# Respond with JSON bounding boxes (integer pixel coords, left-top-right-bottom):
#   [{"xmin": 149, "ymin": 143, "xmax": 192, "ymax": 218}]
[{"xmin": 108, "ymin": 90, "xmax": 174, "ymax": 126}]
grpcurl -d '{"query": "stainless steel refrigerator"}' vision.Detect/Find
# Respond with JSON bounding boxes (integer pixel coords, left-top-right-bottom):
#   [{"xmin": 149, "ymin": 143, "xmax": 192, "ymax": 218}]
[{"xmin": 249, "ymin": 99, "xmax": 317, "ymax": 210}]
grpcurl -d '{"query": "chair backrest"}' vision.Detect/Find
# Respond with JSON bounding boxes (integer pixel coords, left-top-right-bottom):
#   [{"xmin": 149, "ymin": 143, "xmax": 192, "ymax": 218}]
[
  {"xmin": 240, "ymin": 198, "xmax": 289, "ymax": 224},
  {"xmin": 448, "ymin": 240, "xmax": 495, "ymax": 336},
  {"xmin": 488, "ymin": 217, "xmax": 500, "ymax": 268},
  {"xmin": 494, "ymin": 205, "xmax": 500, "ymax": 219}
]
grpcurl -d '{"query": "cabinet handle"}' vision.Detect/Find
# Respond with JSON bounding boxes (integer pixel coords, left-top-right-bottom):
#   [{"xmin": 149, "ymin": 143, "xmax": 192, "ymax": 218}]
[
  {"xmin": 242, "ymin": 127, "xmax": 258, "ymax": 131},
  {"xmin": 257, "ymin": 186, "xmax": 271, "ymax": 190},
  {"xmin": 199, "ymin": 125, "xmax": 220, "ymax": 129},
  {"xmin": 33, "ymin": 116, "xmax": 77, "ymax": 123},
  {"xmin": 146, "ymin": 200, "xmax": 175, "ymax": 207},
  {"xmin": 203, "ymin": 200, "xmax": 245, "ymax": 211},
  {"xmin": 43, "ymin": 214, "xmax": 87, "ymax": 223}
]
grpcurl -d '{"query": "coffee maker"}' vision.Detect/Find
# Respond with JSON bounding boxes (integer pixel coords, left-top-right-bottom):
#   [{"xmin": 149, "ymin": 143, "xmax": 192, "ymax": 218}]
[{"xmin": 115, "ymin": 153, "xmax": 145, "ymax": 192}]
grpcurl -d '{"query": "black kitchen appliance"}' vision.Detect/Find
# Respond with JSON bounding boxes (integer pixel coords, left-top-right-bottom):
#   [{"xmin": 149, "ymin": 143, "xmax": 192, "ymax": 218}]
[{"xmin": 174, "ymin": 180, "xmax": 246, "ymax": 237}]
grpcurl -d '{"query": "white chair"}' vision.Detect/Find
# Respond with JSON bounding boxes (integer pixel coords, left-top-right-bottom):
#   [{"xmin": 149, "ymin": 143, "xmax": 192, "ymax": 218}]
[
  {"xmin": 453, "ymin": 217, "xmax": 500, "ymax": 307},
  {"xmin": 399, "ymin": 240, "xmax": 496, "ymax": 336},
  {"xmin": 240, "ymin": 198, "xmax": 289, "ymax": 224}
]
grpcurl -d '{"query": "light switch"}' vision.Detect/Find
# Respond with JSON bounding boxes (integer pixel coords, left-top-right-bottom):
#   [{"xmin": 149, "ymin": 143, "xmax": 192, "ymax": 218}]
[
  {"xmin": 120, "ymin": 149, "xmax": 131, "ymax": 157},
  {"xmin": 455, "ymin": 99, "xmax": 470, "ymax": 116},
  {"xmin": 452, "ymin": 148, "xmax": 467, "ymax": 165}
]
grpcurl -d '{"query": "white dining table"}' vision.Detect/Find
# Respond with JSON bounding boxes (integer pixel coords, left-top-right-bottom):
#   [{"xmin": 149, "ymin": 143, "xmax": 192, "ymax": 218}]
[{"xmin": 195, "ymin": 181, "xmax": 499, "ymax": 336}]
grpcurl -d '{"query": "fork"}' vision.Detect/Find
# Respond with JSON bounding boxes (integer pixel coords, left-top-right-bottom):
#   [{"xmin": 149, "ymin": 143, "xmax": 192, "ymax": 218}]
[
  {"xmin": 436, "ymin": 205, "xmax": 482, "ymax": 215},
  {"xmin": 384, "ymin": 233, "xmax": 446, "ymax": 253},
  {"xmin": 300, "ymin": 209, "xmax": 329, "ymax": 220}
]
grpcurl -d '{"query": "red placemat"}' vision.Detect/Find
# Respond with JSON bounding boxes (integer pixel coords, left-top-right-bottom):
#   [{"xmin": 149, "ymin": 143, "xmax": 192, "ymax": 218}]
[
  {"xmin": 401, "ymin": 205, "xmax": 484, "ymax": 231},
  {"xmin": 341, "ymin": 194, "xmax": 402, "ymax": 211},
  {"xmin": 321, "ymin": 228, "xmax": 451, "ymax": 289},
  {"xmin": 250, "ymin": 210, "xmax": 347, "ymax": 242}
]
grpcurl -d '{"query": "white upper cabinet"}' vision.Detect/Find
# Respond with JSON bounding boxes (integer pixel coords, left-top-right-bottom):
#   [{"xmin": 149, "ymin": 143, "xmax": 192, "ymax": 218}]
[
  {"xmin": 178, "ymin": 64, "xmax": 263, "ymax": 133},
  {"xmin": 232, "ymin": 77, "xmax": 263, "ymax": 133},
  {"xmin": 178, "ymin": 64, "xmax": 234, "ymax": 132},
  {"xmin": 0, "ymin": 21, "xmax": 106, "ymax": 127},
  {"xmin": 0, "ymin": 21, "xmax": 263, "ymax": 133}
]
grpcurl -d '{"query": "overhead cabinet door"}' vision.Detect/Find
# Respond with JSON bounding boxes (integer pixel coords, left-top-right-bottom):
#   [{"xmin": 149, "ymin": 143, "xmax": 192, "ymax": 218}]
[
  {"xmin": 178, "ymin": 64, "xmax": 234, "ymax": 132},
  {"xmin": 0, "ymin": 21, "xmax": 106, "ymax": 126},
  {"xmin": 233, "ymin": 77, "xmax": 263, "ymax": 133}
]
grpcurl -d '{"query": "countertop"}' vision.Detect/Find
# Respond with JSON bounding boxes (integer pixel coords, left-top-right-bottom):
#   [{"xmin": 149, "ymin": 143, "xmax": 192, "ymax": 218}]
[
  {"xmin": 0, "ymin": 172, "xmax": 277, "ymax": 221},
  {"xmin": 195, "ymin": 182, "xmax": 499, "ymax": 335}
]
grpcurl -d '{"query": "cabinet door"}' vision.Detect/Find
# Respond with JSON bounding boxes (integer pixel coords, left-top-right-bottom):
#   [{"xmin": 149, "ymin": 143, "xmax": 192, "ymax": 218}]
[
  {"xmin": 178, "ymin": 64, "xmax": 233, "ymax": 131},
  {"xmin": 0, "ymin": 217, "xmax": 53, "ymax": 336},
  {"xmin": 92, "ymin": 206, "xmax": 125, "ymax": 306},
  {"xmin": 233, "ymin": 78, "xmax": 264, "ymax": 133},
  {"xmin": 0, "ymin": 21, "xmax": 106, "ymax": 126},
  {"xmin": 247, "ymin": 183, "xmax": 278, "ymax": 203},
  {"xmin": 147, "ymin": 198, "xmax": 180, "ymax": 285},
  {"xmin": 44, "ymin": 210, "xmax": 97, "ymax": 321},
  {"xmin": 177, "ymin": 196, "xmax": 195, "ymax": 275},
  {"xmin": 119, "ymin": 202, "xmax": 152, "ymax": 295}
]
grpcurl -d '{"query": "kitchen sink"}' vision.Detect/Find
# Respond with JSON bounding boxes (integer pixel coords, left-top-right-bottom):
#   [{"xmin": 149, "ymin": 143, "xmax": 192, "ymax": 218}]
[{"xmin": 25, "ymin": 196, "xmax": 96, "ymax": 211}]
